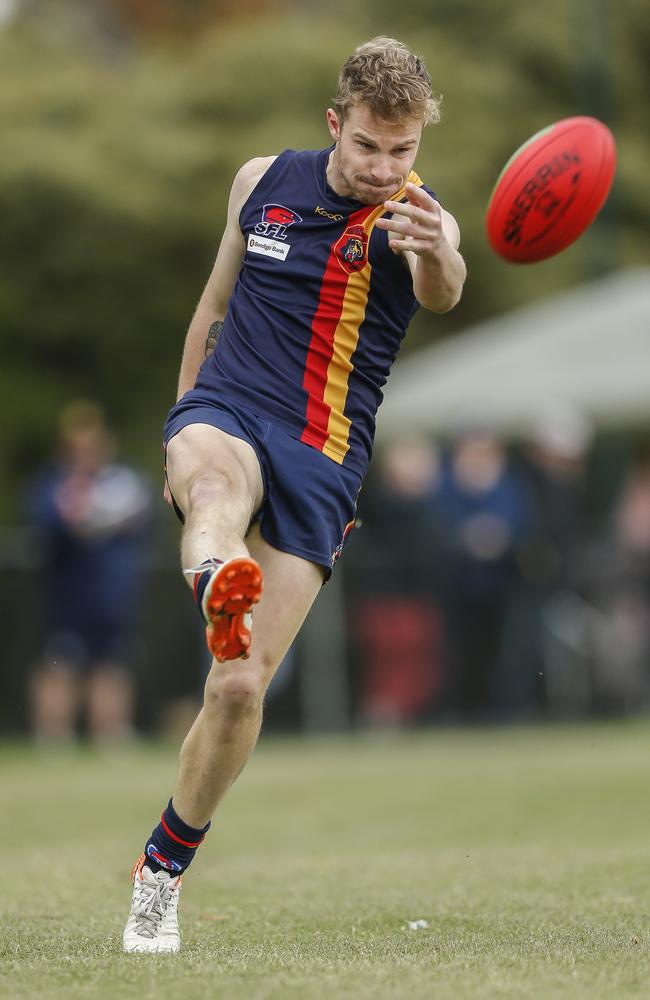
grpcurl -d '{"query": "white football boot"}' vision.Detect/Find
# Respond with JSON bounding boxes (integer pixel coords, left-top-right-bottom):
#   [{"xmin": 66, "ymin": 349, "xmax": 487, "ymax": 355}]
[{"xmin": 122, "ymin": 854, "xmax": 182, "ymax": 954}]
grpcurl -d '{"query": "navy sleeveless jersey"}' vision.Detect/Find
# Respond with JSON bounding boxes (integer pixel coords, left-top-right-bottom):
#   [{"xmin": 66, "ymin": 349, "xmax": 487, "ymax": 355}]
[{"xmin": 194, "ymin": 146, "xmax": 436, "ymax": 477}]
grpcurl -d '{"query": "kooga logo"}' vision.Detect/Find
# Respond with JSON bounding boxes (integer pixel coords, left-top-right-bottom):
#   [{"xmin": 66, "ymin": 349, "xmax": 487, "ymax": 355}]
[{"xmin": 315, "ymin": 205, "xmax": 344, "ymax": 222}]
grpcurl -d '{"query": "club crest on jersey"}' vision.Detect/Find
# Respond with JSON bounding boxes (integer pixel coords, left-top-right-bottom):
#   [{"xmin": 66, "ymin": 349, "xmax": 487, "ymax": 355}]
[
  {"xmin": 334, "ymin": 225, "xmax": 368, "ymax": 274},
  {"xmin": 255, "ymin": 204, "xmax": 302, "ymax": 240}
]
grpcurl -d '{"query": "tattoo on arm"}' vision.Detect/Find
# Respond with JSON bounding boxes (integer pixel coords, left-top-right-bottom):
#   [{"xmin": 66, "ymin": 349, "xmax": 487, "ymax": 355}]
[{"xmin": 205, "ymin": 320, "xmax": 223, "ymax": 357}]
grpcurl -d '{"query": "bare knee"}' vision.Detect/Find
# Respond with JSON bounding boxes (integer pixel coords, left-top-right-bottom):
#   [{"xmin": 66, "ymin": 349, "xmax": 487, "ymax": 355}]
[
  {"xmin": 166, "ymin": 425, "xmax": 263, "ymax": 518},
  {"xmin": 204, "ymin": 663, "xmax": 267, "ymax": 720},
  {"xmin": 186, "ymin": 469, "xmax": 241, "ymax": 515}
]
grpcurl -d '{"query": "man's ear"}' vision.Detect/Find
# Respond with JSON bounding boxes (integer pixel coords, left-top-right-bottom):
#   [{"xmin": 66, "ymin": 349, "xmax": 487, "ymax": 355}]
[{"xmin": 326, "ymin": 108, "xmax": 341, "ymax": 142}]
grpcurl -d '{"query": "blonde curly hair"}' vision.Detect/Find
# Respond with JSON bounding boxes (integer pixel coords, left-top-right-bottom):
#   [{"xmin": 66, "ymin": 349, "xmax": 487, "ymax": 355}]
[{"xmin": 335, "ymin": 37, "xmax": 441, "ymax": 125}]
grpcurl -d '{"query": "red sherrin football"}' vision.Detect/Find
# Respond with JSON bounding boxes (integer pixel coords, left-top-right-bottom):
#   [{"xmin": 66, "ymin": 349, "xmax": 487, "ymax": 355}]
[{"xmin": 486, "ymin": 116, "xmax": 616, "ymax": 263}]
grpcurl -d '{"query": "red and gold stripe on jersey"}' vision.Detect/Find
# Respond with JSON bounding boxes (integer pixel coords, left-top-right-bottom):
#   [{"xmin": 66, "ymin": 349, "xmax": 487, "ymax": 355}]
[{"xmin": 301, "ymin": 171, "xmax": 424, "ymax": 464}]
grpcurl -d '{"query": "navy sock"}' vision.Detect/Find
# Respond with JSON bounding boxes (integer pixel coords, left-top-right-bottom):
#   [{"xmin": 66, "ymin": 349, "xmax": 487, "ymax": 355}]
[
  {"xmin": 144, "ymin": 798, "xmax": 211, "ymax": 875},
  {"xmin": 190, "ymin": 559, "xmax": 223, "ymax": 624}
]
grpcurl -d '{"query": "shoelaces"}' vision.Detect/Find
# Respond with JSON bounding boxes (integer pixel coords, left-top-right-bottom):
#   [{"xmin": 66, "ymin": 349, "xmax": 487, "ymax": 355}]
[{"xmin": 132, "ymin": 878, "xmax": 176, "ymax": 939}]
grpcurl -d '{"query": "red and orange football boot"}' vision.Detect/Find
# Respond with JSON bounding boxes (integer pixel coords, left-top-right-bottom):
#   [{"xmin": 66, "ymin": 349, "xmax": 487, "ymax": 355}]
[{"xmin": 203, "ymin": 556, "xmax": 263, "ymax": 662}]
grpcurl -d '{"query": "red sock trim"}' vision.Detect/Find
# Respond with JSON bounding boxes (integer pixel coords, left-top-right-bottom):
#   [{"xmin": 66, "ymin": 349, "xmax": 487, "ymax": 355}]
[{"xmin": 160, "ymin": 813, "xmax": 205, "ymax": 849}]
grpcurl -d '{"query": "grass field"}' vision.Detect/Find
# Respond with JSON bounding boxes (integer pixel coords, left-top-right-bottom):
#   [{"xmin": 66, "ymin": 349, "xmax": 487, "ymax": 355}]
[{"xmin": 3, "ymin": 722, "xmax": 650, "ymax": 999}]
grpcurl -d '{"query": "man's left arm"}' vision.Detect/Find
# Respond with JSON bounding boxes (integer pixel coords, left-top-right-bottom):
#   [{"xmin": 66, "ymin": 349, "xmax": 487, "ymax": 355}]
[{"xmin": 377, "ymin": 182, "xmax": 466, "ymax": 314}]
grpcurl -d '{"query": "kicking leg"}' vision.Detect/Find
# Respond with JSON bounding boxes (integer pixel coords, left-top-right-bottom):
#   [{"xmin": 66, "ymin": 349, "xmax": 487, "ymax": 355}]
[
  {"xmin": 165, "ymin": 422, "xmax": 264, "ymax": 572},
  {"xmin": 172, "ymin": 523, "xmax": 325, "ymax": 826},
  {"xmin": 166, "ymin": 422, "xmax": 265, "ymax": 660}
]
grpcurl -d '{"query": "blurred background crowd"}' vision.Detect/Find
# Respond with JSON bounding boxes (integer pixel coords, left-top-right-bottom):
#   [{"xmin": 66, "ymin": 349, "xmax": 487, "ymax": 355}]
[{"xmin": 0, "ymin": 0, "xmax": 648, "ymax": 739}]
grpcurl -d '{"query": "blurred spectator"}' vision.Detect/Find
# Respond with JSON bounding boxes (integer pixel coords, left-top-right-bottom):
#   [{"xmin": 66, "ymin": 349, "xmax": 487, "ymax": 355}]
[
  {"xmin": 505, "ymin": 404, "xmax": 594, "ymax": 716},
  {"xmin": 434, "ymin": 427, "xmax": 535, "ymax": 719},
  {"xmin": 26, "ymin": 401, "xmax": 151, "ymax": 742},
  {"xmin": 525, "ymin": 404, "xmax": 594, "ymax": 588},
  {"xmin": 588, "ymin": 447, "xmax": 650, "ymax": 711},
  {"xmin": 350, "ymin": 437, "xmax": 447, "ymax": 726}
]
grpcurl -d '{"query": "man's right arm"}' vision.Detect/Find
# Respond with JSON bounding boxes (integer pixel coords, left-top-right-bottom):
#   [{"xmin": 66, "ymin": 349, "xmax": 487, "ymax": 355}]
[{"xmin": 174, "ymin": 156, "xmax": 276, "ymax": 402}]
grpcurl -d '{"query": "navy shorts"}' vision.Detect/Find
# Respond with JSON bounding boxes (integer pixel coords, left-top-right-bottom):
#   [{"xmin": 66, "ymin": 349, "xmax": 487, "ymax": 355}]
[
  {"xmin": 163, "ymin": 391, "xmax": 363, "ymax": 574},
  {"xmin": 43, "ymin": 624, "xmax": 133, "ymax": 671}
]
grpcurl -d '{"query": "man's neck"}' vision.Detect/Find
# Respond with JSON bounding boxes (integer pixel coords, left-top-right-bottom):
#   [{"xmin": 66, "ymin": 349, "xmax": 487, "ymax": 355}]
[{"xmin": 325, "ymin": 147, "xmax": 352, "ymax": 199}]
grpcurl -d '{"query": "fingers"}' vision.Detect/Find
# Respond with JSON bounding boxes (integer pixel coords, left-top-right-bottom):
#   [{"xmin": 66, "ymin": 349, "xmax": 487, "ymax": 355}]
[
  {"xmin": 375, "ymin": 207, "xmax": 441, "ymax": 247},
  {"xmin": 163, "ymin": 480, "xmax": 173, "ymax": 506},
  {"xmin": 376, "ymin": 214, "xmax": 435, "ymax": 237},
  {"xmin": 378, "ymin": 189, "xmax": 441, "ymax": 230},
  {"xmin": 375, "ymin": 183, "xmax": 444, "ymax": 255},
  {"xmin": 383, "ymin": 191, "xmax": 441, "ymax": 225},
  {"xmin": 403, "ymin": 181, "xmax": 438, "ymax": 208},
  {"xmin": 386, "ymin": 235, "xmax": 437, "ymax": 253},
  {"xmin": 388, "ymin": 181, "xmax": 439, "ymax": 212}
]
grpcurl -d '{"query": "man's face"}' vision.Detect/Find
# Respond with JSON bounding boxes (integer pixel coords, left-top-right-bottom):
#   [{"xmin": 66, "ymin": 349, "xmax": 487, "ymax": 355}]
[
  {"xmin": 62, "ymin": 426, "xmax": 111, "ymax": 473},
  {"xmin": 326, "ymin": 102, "xmax": 424, "ymax": 205}
]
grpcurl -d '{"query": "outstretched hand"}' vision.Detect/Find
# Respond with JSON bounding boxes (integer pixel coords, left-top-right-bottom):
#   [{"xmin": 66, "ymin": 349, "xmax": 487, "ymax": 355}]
[{"xmin": 376, "ymin": 182, "xmax": 447, "ymax": 256}]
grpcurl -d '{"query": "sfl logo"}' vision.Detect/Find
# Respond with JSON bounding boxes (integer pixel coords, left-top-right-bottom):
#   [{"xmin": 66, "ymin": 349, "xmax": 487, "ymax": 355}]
[{"xmin": 255, "ymin": 204, "xmax": 302, "ymax": 240}]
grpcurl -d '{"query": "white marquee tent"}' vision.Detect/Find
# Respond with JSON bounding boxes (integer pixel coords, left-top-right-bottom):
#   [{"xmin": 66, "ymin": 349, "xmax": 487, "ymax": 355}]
[{"xmin": 377, "ymin": 268, "xmax": 650, "ymax": 441}]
